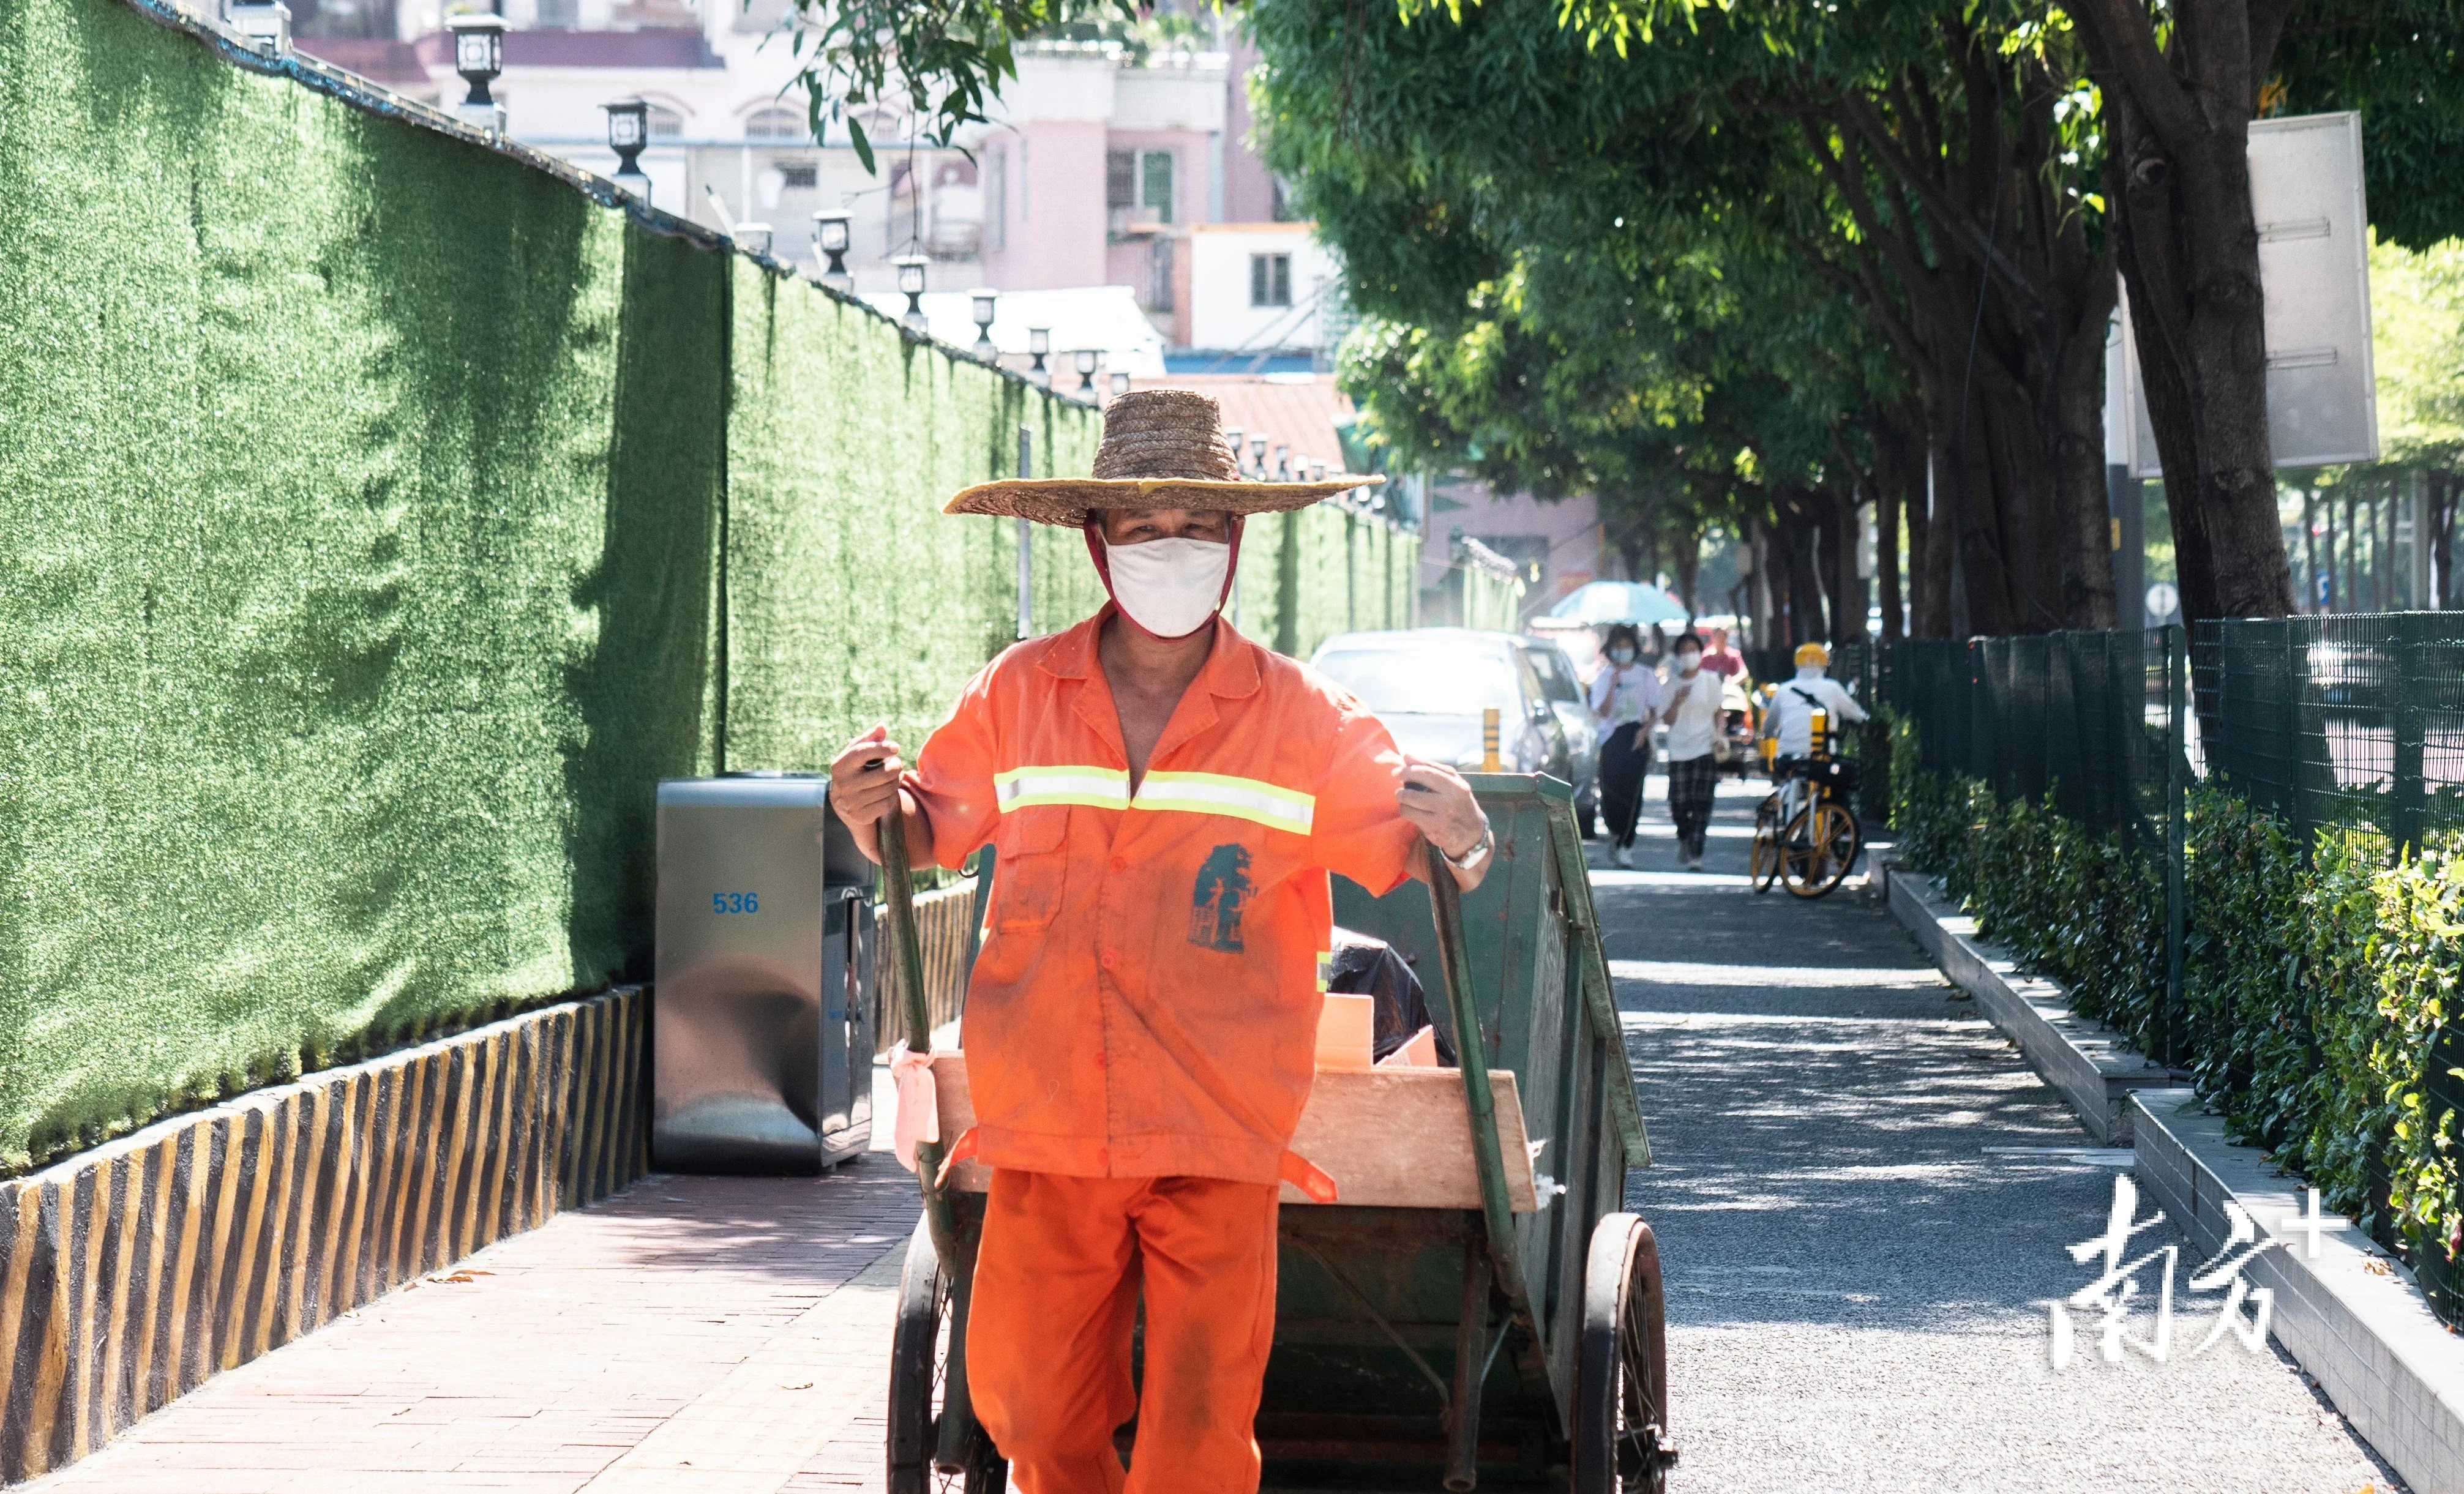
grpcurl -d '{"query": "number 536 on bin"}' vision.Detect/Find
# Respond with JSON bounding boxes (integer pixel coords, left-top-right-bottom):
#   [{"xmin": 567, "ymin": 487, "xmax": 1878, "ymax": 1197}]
[{"xmin": 712, "ymin": 892, "xmax": 760, "ymax": 914}]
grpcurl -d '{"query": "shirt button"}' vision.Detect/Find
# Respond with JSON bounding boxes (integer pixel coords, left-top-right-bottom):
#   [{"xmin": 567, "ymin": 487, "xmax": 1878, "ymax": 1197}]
[
  {"xmin": 1095, "ymin": 1147, "xmax": 1110, "ymax": 1168},
  {"xmin": 1111, "ymin": 856, "xmax": 1128, "ymax": 873},
  {"xmin": 1100, "ymin": 951, "xmax": 1116, "ymax": 971},
  {"xmin": 1092, "ymin": 1051, "xmax": 1107, "ymax": 1070}
]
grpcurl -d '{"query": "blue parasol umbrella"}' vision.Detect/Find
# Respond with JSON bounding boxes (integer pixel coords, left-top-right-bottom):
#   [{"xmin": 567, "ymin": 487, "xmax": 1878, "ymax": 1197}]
[{"xmin": 1547, "ymin": 581, "xmax": 1690, "ymax": 626}]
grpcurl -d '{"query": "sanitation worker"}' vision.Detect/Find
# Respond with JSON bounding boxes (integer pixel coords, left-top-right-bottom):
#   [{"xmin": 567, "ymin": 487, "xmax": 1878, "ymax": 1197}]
[{"xmin": 826, "ymin": 389, "xmax": 1495, "ymax": 1494}]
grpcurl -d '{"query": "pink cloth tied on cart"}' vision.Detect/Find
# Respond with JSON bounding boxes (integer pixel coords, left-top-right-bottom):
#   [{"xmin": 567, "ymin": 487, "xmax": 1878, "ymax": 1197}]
[{"xmin": 888, "ymin": 1041, "xmax": 939, "ymax": 1174}]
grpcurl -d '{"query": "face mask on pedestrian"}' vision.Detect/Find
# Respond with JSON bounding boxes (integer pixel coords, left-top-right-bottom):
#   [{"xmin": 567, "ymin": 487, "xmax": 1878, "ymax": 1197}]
[
  {"xmin": 1608, "ymin": 646, "xmax": 1636, "ymax": 665},
  {"xmin": 1100, "ymin": 533, "xmax": 1235, "ymax": 639},
  {"xmin": 1676, "ymin": 649, "xmax": 1701, "ymax": 674}
]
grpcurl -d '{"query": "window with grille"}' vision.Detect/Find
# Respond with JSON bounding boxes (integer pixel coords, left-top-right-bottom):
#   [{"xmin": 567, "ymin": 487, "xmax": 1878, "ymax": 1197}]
[
  {"xmin": 776, "ymin": 163, "xmax": 817, "ymax": 190},
  {"xmin": 1139, "ymin": 151, "xmax": 1174, "ymax": 224},
  {"xmin": 1250, "ymin": 253, "xmax": 1292, "ymax": 308},
  {"xmin": 1106, "ymin": 151, "xmax": 1136, "ymax": 210},
  {"xmin": 1148, "ymin": 236, "xmax": 1174, "ymax": 312},
  {"xmin": 646, "ymin": 105, "xmax": 684, "ymax": 139},
  {"xmin": 744, "ymin": 107, "xmax": 803, "ymax": 141}
]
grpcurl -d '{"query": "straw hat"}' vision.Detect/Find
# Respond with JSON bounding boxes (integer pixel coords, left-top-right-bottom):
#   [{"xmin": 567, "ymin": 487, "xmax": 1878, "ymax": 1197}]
[{"xmin": 943, "ymin": 388, "xmax": 1383, "ymax": 526}]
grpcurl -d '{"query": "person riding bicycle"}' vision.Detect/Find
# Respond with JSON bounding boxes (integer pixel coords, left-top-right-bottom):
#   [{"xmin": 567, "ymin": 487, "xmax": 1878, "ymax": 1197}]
[{"xmin": 1758, "ymin": 642, "xmax": 1867, "ymax": 768}]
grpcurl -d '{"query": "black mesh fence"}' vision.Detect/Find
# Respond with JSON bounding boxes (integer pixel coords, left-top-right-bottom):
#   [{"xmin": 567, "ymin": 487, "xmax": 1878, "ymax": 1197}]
[
  {"xmin": 2195, "ymin": 614, "xmax": 2464, "ymax": 853},
  {"xmin": 1886, "ymin": 630, "xmax": 2187, "ymax": 850}
]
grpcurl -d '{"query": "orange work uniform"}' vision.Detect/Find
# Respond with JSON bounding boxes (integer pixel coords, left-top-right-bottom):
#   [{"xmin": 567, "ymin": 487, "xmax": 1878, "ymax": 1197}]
[{"xmin": 907, "ymin": 606, "xmax": 1420, "ymax": 1493}]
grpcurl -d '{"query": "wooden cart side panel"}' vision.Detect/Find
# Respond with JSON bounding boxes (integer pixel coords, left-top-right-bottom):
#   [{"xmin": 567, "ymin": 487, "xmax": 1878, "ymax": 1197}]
[{"xmin": 924, "ymin": 1055, "xmax": 1541, "ymax": 1212}]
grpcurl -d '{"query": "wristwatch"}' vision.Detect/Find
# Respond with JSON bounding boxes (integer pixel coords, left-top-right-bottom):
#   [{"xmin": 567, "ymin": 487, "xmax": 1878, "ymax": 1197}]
[{"xmin": 1444, "ymin": 823, "xmax": 1494, "ymax": 874}]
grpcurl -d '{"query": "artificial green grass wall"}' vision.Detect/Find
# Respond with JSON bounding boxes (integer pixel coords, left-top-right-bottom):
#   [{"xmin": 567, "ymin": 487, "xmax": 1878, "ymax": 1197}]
[
  {"xmin": 0, "ymin": 0, "xmax": 1419, "ymax": 1178},
  {"xmin": 724, "ymin": 263, "xmax": 1103, "ymax": 766}
]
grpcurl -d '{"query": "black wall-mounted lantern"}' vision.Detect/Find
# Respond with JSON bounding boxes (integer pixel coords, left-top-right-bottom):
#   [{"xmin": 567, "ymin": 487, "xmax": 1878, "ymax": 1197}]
[
  {"xmin": 812, "ymin": 210, "xmax": 851, "ymax": 292},
  {"xmin": 448, "ymin": 14, "xmax": 506, "ymax": 133},
  {"xmin": 970, "ymin": 290, "xmax": 998, "ymax": 357},
  {"xmin": 895, "ymin": 256, "xmax": 930, "ymax": 333},
  {"xmin": 603, "ymin": 97, "xmax": 650, "ymax": 199}
]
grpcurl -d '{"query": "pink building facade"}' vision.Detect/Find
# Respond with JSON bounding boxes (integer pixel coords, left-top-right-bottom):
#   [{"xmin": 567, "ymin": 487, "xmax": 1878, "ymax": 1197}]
[{"xmin": 1420, "ymin": 478, "xmax": 1605, "ymax": 621}]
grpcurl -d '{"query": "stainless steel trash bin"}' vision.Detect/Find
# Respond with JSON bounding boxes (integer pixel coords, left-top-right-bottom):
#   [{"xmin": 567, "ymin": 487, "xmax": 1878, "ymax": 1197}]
[{"xmin": 654, "ymin": 773, "xmax": 875, "ymax": 1173}]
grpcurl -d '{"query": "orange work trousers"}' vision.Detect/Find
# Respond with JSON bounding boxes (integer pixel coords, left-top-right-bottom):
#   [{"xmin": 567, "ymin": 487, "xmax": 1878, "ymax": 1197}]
[{"xmin": 967, "ymin": 1168, "xmax": 1281, "ymax": 1494}]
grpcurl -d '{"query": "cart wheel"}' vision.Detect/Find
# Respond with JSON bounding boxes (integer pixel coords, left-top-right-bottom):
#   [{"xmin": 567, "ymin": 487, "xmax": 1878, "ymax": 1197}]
[
  {"xmin": 1778, "ymin": 800, "xmax": 1861, "ymax": 900},
  {"xmin": 1575, "ymin": 1213, "xmax": 1674, "ymax": 1494},
  {"xmin": 888, "ymin": 1219, "xmax": 1008, "ymax": 1494},
  {"xmin": 1748, "ymin": 796, "xmax": 1782, "ymax": 893}
]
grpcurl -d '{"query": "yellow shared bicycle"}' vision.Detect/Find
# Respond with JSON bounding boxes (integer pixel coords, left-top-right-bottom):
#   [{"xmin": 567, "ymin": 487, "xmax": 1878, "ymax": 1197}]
[{"xmin": 1747, "ymin": 718, "xmax": 1863, "ymax": 899}]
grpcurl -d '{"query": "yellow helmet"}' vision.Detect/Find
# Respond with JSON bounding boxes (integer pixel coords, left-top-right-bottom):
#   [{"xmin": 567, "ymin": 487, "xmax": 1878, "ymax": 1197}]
[{"xmin": 1794, "ymin": 642, "xmax": 1830, "ymax": 668}]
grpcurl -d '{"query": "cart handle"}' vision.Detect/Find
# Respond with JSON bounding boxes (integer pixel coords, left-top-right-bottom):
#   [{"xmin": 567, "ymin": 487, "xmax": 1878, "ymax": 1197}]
[
  {"xmin": 1424, "ymin": 840, "xmax": 1530, "ymax": 1313},
  {"xmin": 879, "ymin": 811, "xmax": 961, "ymax": 1270}
]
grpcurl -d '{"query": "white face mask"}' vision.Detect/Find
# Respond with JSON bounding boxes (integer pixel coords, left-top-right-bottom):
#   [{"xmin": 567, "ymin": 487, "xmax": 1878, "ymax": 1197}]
[
  {"xmin": 1608, "ymin": 648, "xmax": 1636, "ymax": 665},
  {"xmin": 1104, "ymin": 534, "xmax": 1232, "ymax": 638},
  {"xmin": 1676, "ymin": 651, "xmax": 1702, "ymax": 673}
]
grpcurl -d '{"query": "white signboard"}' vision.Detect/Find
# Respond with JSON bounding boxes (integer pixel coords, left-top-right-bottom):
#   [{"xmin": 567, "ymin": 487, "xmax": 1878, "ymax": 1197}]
[{"xmin": 2111, "ymin": 111, "xmax": 2380, "ymax": 477}]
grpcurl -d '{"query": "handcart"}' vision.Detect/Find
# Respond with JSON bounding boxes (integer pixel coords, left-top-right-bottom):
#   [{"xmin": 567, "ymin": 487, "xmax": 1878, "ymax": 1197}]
[{"xmin": 875, "ymin": 775, "xmax": 1669, "ymax": 1492}]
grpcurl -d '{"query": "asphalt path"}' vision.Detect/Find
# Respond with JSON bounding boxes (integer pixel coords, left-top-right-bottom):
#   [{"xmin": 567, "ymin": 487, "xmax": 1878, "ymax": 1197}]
[{"xmin": 1603, "ymin": 772, "xmax": 2402, "ymax": 1493}]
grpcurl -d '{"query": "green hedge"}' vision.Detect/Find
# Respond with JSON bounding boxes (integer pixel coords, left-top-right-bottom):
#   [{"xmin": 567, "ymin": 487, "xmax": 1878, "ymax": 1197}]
[
  {"xmin": 1883, "ymin": 710, "xmax": 2464, "ymax": 1310},
  {"xmin": 0, "ymin": 0, "xmax": 1414, "ymax": 1175}
]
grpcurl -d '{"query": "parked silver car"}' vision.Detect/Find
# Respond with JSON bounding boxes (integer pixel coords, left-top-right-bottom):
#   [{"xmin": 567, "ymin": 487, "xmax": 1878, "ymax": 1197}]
[
  {"xmin": 1309, "ymin": 630, "xmax": 1598, "ymax": 831},
  {"xmin": 1516, "ymin": 637, "xmax": 1601, "ymax": 838}
]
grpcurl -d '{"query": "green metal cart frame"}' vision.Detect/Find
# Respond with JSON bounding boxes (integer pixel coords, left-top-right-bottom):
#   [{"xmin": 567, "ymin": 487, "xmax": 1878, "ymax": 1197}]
[{"xmin": 878, "ymin": 775, "xmax": 1669, "ymax": 1492}]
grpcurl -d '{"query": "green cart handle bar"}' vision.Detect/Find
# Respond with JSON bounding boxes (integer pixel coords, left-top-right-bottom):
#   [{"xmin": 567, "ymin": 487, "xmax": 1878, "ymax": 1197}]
[{"xmin": 878, "ymin": 810, "xmax": 961, "ymax": 1270}]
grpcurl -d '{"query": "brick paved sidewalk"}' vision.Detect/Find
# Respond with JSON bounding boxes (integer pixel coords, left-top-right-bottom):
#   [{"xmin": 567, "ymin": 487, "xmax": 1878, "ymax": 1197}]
[{"xmin": 26, "ymin": 1155, "xmax": 924, "ymax": 1493}]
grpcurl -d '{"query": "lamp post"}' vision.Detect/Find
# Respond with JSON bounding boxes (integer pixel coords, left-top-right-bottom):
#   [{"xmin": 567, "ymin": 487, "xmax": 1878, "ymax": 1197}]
[
  {"xmin": 1309, "ymin": 460, "xmax": 1327, "ymax": 483},
  {"xmin": 224, "ymin": 0, "xmax": 291, "ymax": 56},
  {"xmin": 602, "ymin": 98, "xmax": 650, "ymax": 201},
  {"xmin": 735, "ymin": 222, "xmax": 773, "ymax": 256},
  {"xmin": 1027, "ymin": 328, "xmax": 1050, "ymax": 386},
  {"xmin": 1073, "ymin": 348, "xmax": 1099, "ymax": 394},
  {"xmin": 894, "ymin": 256, "xmax": 929, "ymax": 334},
  {"xmin": 1223, "ymin": 427, "xmax": 1244, "ymax": 472},
  {"xmin": 1273, "ymin": 444, "xmax": 1290, "ymax": 480},
  {"xmin": 447, "ymin": 14, "xmax": 506, "ymax": 133},
  {"xmin": 1248, "ymin": 435, "xmax": 1267, "ymax": 475},
  {"xmin": 1110, "ymin": 371, "xmax": 1131, "ymax": 400},
  {"xmin": 811, "ymin": 210, "xmax": 851, "ymax": 293},
  {"xmin": 970, "ymin": 289, "xmax": 998, "ymax": 357}
]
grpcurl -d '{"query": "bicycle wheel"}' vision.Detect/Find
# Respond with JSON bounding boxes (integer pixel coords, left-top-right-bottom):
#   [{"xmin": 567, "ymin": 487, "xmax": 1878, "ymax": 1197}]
[
  {"xmin": 1779, "ymin": 801, "xmax": 1861, "ymax": 899},
  {"xmin": 1748, "ymin": 796, "xmax": 1783, "ymax": 893}
]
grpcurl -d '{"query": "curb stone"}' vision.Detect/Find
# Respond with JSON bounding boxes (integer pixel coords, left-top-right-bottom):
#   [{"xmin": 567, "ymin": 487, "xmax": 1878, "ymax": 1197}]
[{"xmin": 2133, "ymin": 1089, "xmax": 2464, "ymax": 1494}]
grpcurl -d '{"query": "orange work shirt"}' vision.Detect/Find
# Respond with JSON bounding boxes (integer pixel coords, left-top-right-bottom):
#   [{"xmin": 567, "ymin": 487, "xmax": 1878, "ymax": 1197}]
[{"xmin": 907, "ymin": 607, "xmax": 1421, "ymax": 1186}]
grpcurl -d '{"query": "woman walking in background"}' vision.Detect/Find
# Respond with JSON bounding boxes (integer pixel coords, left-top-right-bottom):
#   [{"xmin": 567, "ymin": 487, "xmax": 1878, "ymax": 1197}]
[
  {"xmin": 1659, "ymin": 633, "xmax": 1722, "ymax": 870},
  {"xmin": 1589, "ymin": 623, "xmax": 1661, "ymax": 867}
]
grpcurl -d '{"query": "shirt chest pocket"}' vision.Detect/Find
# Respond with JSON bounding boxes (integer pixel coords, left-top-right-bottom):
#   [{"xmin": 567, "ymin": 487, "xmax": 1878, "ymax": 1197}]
[{"xmin": 988, "ymin": 809, "xmax": 1069, "ymax": 932}]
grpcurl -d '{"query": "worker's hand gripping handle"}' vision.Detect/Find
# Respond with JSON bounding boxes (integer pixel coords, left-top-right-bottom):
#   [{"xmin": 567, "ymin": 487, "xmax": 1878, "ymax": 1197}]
[{"xmin": 877, "ymin": 805, "xmax": 961, "ymax": 1268}]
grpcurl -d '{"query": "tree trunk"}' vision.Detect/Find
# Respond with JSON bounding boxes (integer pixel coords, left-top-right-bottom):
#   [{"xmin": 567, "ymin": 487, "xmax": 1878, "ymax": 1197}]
[
  {"xmin": 2076, "ymin": 0, "xmax": 2296, "ymax": 622},
  {"xmin": 1671, "ymin": 526, "xmax": 1701, "ymax": 622},
  {"xmin": 1833, "ymin": 489, "xmax": 1866, "ymax": 643},
  {"xmin": 1920, "ymin": 439, "xmax": 1957, "ymax": 638},
  {"xmin": 2436, "ymin": 471, "xmax": 2455, "ymax": 610},
  {"xmin": 1804, "ymin": 28, "xmax": 2119, "ymax": 640},
  {"xmin": 1878, "ymin": 464, "xmax": 1904, "ymax": 641}
]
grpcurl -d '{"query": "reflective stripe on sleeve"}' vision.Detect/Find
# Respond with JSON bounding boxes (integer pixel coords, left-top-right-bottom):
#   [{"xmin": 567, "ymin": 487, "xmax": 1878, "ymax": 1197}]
[
  {"xmin": 1132, "ymin": 770, "xmax": 1316, "ymax": 834},
  {"xmin": 1316, "ymin": 951, "xmax": 1334, "ymax": 992},
  {"xmin": 994, "ymin": 764, "xmax": 1131, "ymax": 812}
]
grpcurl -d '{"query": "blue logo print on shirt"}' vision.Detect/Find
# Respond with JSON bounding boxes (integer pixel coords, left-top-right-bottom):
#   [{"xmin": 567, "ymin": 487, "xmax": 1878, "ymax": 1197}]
[{"xmin": 1188, "ymin": 843, "xmax": 1253, "ymax": 952}]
